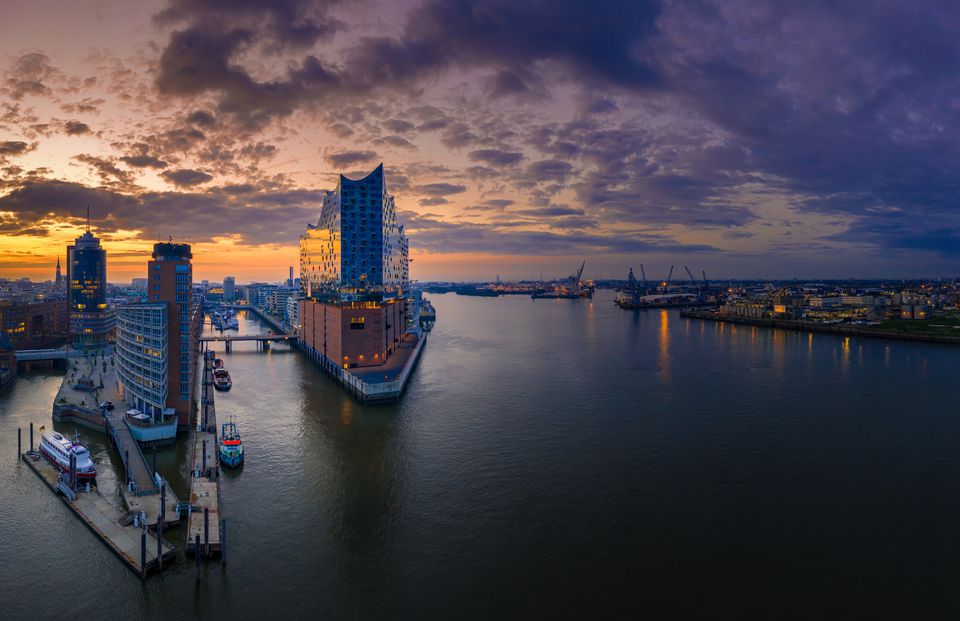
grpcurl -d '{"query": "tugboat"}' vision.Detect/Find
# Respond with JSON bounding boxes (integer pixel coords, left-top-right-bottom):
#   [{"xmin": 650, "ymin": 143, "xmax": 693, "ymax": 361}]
[
  {"xmin": 39, "ymin": 429, "xmax": 96, "ymax": 480},
  {"xmin": 213, "ymin": 367, "xmax": 232, "ymax": 391},
  {"xmin": 219, "ymin": 420, "xmax": 244, "ymax": 467}
]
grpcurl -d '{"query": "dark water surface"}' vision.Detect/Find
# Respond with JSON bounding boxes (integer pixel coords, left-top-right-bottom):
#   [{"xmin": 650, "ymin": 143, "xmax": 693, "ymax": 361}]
[{"xmin": 2, "ymin": 291, "xmax": 959, "ymax": 618}]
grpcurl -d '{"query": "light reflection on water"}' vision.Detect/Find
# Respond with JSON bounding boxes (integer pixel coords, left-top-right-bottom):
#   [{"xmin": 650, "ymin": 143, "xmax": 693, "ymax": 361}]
[{"xmin": 0, "ymin": 291, "xmax": 957, "ymax": 618}]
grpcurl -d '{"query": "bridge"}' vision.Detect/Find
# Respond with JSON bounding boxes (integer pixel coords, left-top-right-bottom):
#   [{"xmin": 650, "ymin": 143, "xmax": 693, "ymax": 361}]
[
  {"xmin": 200, "ymin": 332, "xmax": 295, "ymax": 352},
  {"xmin": 15, "ymin": 348, "xmax": 71, "ymax": 362}
]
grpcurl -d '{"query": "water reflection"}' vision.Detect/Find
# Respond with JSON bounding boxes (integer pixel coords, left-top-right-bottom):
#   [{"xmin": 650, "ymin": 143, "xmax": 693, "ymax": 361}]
[{"xmin": 657, "ymin": 309, "xmax": 671, "ymax": 384}]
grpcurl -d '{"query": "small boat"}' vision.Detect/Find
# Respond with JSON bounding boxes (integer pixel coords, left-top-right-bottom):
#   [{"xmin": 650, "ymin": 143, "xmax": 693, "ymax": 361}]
[
  {"xmin": 213, "ymin": 368, "xmax": 232, "ymax": 391},
  {"xmin": 40, "ymin": 430, "xmax": 96, "ymax": 479},
  {"xmin": 225, "ymin": 317, "xmax": 239, "ymax": 330},
  {"xmin": 213, "ymin": 358, "xmax": 224, "ymax": 369},
  {"xmin": 219, "ymin": 420, "xmax": 244, "ymax": 467}
]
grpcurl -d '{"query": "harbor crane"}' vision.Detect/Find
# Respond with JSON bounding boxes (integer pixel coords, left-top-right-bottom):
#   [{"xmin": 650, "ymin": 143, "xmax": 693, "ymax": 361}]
[
  {"xmin": 684, "ymin": 266, "xmax": 697, "ymax": 284},
  {"xmin": 640, "ymin": 264, "xmax": 648, "ymax": 289},
  {"xmin": 665, "ymin": 265, "xmax": 674, "ymax": 288}
]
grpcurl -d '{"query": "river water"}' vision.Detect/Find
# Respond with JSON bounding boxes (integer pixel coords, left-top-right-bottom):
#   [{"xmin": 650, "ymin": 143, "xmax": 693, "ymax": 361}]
[{"xmin": 2, "ymin": 290, "xmax": 959, "ymax": 618}]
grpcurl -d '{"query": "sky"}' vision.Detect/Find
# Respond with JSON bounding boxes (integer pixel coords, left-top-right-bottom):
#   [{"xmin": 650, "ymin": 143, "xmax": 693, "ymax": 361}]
[{"xmin": 1, "ymin": 0, "xmax": 958, "ymax": 284}]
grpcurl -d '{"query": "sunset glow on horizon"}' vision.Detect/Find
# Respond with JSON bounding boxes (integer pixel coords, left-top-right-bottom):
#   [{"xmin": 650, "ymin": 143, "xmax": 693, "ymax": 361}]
[{"xmin": 2, "ymin": 0, "xmax": 957, "ymax": 282}]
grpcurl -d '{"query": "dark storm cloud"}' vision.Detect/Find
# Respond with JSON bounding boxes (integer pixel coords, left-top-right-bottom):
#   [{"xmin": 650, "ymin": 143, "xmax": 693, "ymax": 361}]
[
  {"xmin": 0, "ymin": 178, "xmax": 317, "ymax": 244},
  {"xmin": 160, "ymin": 168, "xmax": 214, "ymax": 187},
  {"xmin": 324, "ymin": 150, "xmax": 377, "ymax": 169}
]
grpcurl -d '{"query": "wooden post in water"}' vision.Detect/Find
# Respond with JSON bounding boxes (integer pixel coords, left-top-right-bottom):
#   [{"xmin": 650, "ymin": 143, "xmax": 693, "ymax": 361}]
[
  {"xmin": 203, "ymin": 507, "xmax": 210, "ymax": 557},
  {"xmin": 18, "ymin": 427, "xmax": 21, "ymax": 457},
  {"xmin": 29, "ymin": 422, "xmax": 33, "ymax": 453},
  {"xmin": 195, "ymin": 534, "xmax": 201, "ymax": 581},
  {"xmin": 158, "ymin": 482, "xmax": 166, "ymax": 568},
  {"xmin": 140, "ymin": 530, "xmax": 147, "ymax": 580}
]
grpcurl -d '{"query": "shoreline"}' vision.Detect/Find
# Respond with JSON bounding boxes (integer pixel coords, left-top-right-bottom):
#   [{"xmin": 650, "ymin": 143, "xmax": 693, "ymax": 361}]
[{"xmin": 679, "ymin": 309, "xmax": 960, "ymax": 345}]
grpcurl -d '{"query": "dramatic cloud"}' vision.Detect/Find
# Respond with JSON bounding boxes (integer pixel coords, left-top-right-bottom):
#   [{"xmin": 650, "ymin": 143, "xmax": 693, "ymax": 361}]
[
  {"xmin": 324, "ymin": 150, "xmax": 377, "ymax": 169},
  {"xmin": 468, "ymin": 149, "xmax": 524, "ymax": 167},
  {"xmin": 63, "ymin": 120, "xmax": 92, "ymax": 135},
  {"xmin": 160, "ymin": 168, "xmax": 214, "ymax": 187},
  {"xmin": 0, "ymin": 178, "xmax": 318, "ymax": 244},
  {"xmin": 3, "ymin": 0, "xmax": 960, "ymax": 279},
  {"xmin": 120, "ymin": 154, "xmax": 169, "ymax": 169},
  {"xmin": 416, "ymin": 183, "xmax": 467, "ymax": 197}
]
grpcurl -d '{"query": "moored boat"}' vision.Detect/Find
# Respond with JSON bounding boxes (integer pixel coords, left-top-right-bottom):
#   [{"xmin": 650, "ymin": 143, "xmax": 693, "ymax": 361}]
[
  {"xmin": 213, "ymin": 367, "xmax": 232, "ymax": 391},
  {"xmin": 40, "ymin": 430, "xmax": 96, "ymax": 479},
  {"xmin": 219, "ymin": 420, "xmax": 244, "ymax": 467}
]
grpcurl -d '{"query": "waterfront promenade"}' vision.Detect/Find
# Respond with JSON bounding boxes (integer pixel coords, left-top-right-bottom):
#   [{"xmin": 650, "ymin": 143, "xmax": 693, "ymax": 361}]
[
  {"xmin": 20, "ymin": 448, "xmax": 175, "ymax": 577},
  {"xmin": 680, "ymin": 309, "xmax": 960, "ymax": 344},
  {"xmin": 187, "ymin": 350, "xmax": 223, "ymax": 557}
]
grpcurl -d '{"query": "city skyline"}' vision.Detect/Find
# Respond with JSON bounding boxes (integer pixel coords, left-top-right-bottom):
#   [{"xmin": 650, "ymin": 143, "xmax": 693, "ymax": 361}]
[{"xmin": 2, "ymin": 1, "xmax": 959, "ymax": 281}]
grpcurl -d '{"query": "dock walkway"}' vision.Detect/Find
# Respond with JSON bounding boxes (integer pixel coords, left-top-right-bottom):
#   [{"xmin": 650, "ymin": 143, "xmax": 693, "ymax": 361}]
[
  {"xmin": 186, "ymin": 350, "xmax": 223, "ymax": 557},
  {"xmin": 105, "ymin": 410, "xmax": 157, "ymax": 495},
  {"xmin": 21, "ymin": 451, "xmax": 175, "ymax": 577}
]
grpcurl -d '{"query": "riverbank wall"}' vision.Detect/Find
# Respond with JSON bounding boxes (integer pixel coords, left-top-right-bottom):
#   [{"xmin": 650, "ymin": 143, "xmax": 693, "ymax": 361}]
[{"xmin": 299, "ymin": 334, "xmax": 426, "ymax": 403}]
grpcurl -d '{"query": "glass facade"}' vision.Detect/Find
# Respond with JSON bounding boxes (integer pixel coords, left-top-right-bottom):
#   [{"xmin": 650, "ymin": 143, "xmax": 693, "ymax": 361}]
[
  {"xmin": 300, "ymin": 164, "xmax": 409, "ymax": 303},
  {"xmin": 67, "ymin": 230, "xmax": 114, "ymax": 348}
]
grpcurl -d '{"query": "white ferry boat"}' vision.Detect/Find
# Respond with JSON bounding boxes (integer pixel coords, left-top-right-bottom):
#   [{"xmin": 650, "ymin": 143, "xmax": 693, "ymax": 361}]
[{"xmin": 40, "ymin": 430, "xmax": 96, "ymax": 479}]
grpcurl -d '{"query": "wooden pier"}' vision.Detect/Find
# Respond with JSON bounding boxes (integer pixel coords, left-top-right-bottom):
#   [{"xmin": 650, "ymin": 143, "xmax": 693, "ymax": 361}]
[
  {"xmin": 20, "ymin": 450, "xmax": 175, "ymax": 578},
  {"xmin": 186, "ymin": 350, "xmax": 224, "ymax": 558}
]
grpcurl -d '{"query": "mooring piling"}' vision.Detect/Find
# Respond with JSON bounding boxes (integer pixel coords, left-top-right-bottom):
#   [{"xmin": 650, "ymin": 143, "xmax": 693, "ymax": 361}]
[
  {"xmin": 204, "ymin": 507, "xmax": 210, "ymax": 557},
  {"xmin": 140, "ymin": 530, "xmax": 147, "ymax": 580}
]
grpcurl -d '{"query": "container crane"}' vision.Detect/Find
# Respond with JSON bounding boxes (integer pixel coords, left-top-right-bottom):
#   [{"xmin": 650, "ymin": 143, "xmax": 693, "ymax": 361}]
[{"xmin": 640, "ymin": 264, "xmax": 648, "ymax": 290}]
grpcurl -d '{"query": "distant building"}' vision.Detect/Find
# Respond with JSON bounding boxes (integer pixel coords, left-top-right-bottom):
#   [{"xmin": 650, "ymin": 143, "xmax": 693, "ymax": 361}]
[
  {"xmin": 266, "ymin": 287, "xmax": 296, "ymax": 319},
  {"xmin": 117, "ymin": 242, "xmax": 202, "ymax": 428},
  {"xmin": 299, "ymin": 164, "xmax": 411, "ymax": 370},
  {"xmin": 900, "ymin": 304, "xmax": 930, "ymax": 320},
  {"xmin": 0, "ymin": 331, "xmax": 15, "ymax": 389},
  {"xmin": 0, "ymin": 298, "xmax": 68, "ymax": 349},
  {"xmin": 245, "ymin": 283, "xmax": 278, "ymax": 309},
  {"xmin": 66, "ymin": 229, "xmax": 114, "ymax": 349},
  {"xmin": 287, "ymin": 266, "xmax": 294, "ymax": 288},
  {"xmin": 131, "ymin": 277, "xmax": 148, "ymax": 289},
  {"xmin": 223, "ymin": 276, "xmax": 235, "ymax": 302},
  {"xmin": 286, "ymin": 296, "xmax": 301, "ymax": 332},
  {"xmin": 55, "ymin": 256, "xmax": 63, "ymax": 290}
]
